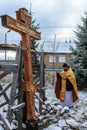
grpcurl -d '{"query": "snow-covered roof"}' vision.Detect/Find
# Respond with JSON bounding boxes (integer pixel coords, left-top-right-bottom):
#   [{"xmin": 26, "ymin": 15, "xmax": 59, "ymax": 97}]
[
  {"xmin": 38, "ymin": 41, "xmax": 76, "ymax": 53},
  {"xmin": 56, "ymin": 42, "xmax": 75, "ymax": 53}
]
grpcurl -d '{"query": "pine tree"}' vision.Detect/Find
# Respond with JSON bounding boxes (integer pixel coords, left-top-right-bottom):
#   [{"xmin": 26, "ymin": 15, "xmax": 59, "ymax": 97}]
[
  {"xmin": 29, "ymin": 13, "xmax": 40, "ymax": 65},
  {"xmin": 70, "ymin": 12, "xmax": 87, "ymax": 89}
]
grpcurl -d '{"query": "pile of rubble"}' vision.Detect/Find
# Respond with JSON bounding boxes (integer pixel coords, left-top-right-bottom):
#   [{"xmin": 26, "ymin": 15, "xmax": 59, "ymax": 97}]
[{"xmin": 37, "ymin": 88, "xmax": 87, "ymax": 130}]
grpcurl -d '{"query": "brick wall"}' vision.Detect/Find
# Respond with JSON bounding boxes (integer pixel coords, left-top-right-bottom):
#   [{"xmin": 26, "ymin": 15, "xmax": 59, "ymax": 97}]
[{"xmin": 44, "ymin": 52, "xmax": 73, "ymax": 69}]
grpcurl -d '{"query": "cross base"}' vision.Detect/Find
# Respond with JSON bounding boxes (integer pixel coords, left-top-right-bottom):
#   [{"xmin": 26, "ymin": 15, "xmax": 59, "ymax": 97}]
[{"xmin": 26, "ymin": 119, "xmax": 38, "ymax": 130}]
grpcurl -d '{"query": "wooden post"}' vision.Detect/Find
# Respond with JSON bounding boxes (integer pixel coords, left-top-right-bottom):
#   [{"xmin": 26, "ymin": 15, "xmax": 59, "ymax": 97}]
[
  {"xmin": 39, "ymin": 51, "xmax": 46, "ymax": 114},
  {"xmin": 22, "ymin": 34, "xmax": 36, "ymax": 120}
]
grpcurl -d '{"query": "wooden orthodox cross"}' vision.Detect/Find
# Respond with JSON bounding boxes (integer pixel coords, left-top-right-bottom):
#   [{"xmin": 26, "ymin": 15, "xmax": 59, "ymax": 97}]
[{"xmin": 0, "ymin": 8, "xmax": 41, "ymax": 128}]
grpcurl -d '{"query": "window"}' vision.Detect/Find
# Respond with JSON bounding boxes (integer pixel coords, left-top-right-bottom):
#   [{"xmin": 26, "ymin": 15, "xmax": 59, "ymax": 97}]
[
  {"xmin": 59, "ymin": 56, "xmax": 65, "ymax": 63},
  {"xmin": 49, "ymin": 55, "xmax": 56, "ymax": 63}
]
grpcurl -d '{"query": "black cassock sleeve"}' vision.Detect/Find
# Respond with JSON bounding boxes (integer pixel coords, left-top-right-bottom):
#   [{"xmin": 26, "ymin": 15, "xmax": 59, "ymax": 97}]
[
  {"xmin": 56, "ymin": 73, "xmax": 61, "ymax": 79},
  {"xmin": 66, "ymin": 78, "xmax": 73, "ymax": 91}
]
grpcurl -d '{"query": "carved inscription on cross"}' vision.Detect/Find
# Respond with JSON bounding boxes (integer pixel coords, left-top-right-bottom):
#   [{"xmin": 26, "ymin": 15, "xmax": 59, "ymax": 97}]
[{"xmin": 0, "ymin": 8, "xmax": 41, "ymax": 120}]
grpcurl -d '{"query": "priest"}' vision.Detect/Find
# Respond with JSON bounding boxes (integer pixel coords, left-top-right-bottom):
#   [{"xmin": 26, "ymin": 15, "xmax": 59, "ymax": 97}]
[{"xmin": 55, "ymin": 63, "xmax": 78, "ymax": 107}]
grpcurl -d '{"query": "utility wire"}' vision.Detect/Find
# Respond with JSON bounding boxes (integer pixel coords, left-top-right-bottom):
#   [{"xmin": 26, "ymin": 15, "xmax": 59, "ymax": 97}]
[{"xmin": 40, "ymin": 26, "xmax": 76, "ymax": 28}]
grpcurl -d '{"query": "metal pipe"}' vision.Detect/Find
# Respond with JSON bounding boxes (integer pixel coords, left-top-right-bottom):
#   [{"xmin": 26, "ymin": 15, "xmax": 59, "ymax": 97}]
[{"xmin": 5, "ymin": 30, "xmax": 11, "ymax": 60}]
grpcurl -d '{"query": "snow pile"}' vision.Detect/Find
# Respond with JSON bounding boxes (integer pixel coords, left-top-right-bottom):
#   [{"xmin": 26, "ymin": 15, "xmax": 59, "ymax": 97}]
[{"xmin": 0, "ymin": 107, "xmax": 18, "ymax": 130}]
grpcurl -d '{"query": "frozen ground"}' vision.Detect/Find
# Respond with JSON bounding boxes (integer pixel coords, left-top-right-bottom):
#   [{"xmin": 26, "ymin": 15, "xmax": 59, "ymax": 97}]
[
  {"xmin": 0, "ymin": 81, "xmax": 87, "ymax": 130},
  {"xmin": 42, "ymin": 84, "xmax": 87, "ymax": 130}
]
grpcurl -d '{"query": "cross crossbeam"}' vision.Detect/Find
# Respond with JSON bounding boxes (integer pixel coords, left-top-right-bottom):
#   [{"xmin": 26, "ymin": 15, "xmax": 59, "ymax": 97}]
[{"xmin": 1, "ymin": 15, "xmax": 40, "ymax": 40}]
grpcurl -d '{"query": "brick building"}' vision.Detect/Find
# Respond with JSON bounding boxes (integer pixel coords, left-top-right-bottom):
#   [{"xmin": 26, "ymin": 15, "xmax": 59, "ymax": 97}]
[{"xmin": 41, "ymin": 41, "xmax": 75, "ymax": 70}]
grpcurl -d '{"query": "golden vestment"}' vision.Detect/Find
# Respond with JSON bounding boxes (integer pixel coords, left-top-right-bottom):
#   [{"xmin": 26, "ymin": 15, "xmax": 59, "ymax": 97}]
[{"xmin": 55, "ymin": 67, "xmax": 78, "ymax": 102}]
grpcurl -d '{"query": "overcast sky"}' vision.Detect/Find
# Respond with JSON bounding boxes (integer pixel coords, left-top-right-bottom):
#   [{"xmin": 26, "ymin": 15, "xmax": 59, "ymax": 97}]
[{"xmin": 0, "ymin": 0, "xmax": 87, "ymax": 44}]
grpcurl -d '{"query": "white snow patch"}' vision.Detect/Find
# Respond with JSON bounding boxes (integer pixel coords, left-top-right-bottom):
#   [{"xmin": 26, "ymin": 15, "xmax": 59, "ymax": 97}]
[
  {"xmin": 44, "ymin": 124, "xmax": 62, "ymax": 130},
  {"xmin": 66, "ymin": 119, "xmax": 79, "ymax": 129},
  {"xmin": 81, "ymin": 122, "xmax": 87, "ymax": 128}
]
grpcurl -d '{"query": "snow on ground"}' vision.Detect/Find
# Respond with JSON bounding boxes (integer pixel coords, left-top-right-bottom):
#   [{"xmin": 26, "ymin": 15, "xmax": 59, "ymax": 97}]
[
  {"xmin": 42, "ymin": 84, "xmax": 87, "ymax": 130},
  {"xmin": 0, "ymin": 79, "xmax": 87, "ymax": 130}
]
